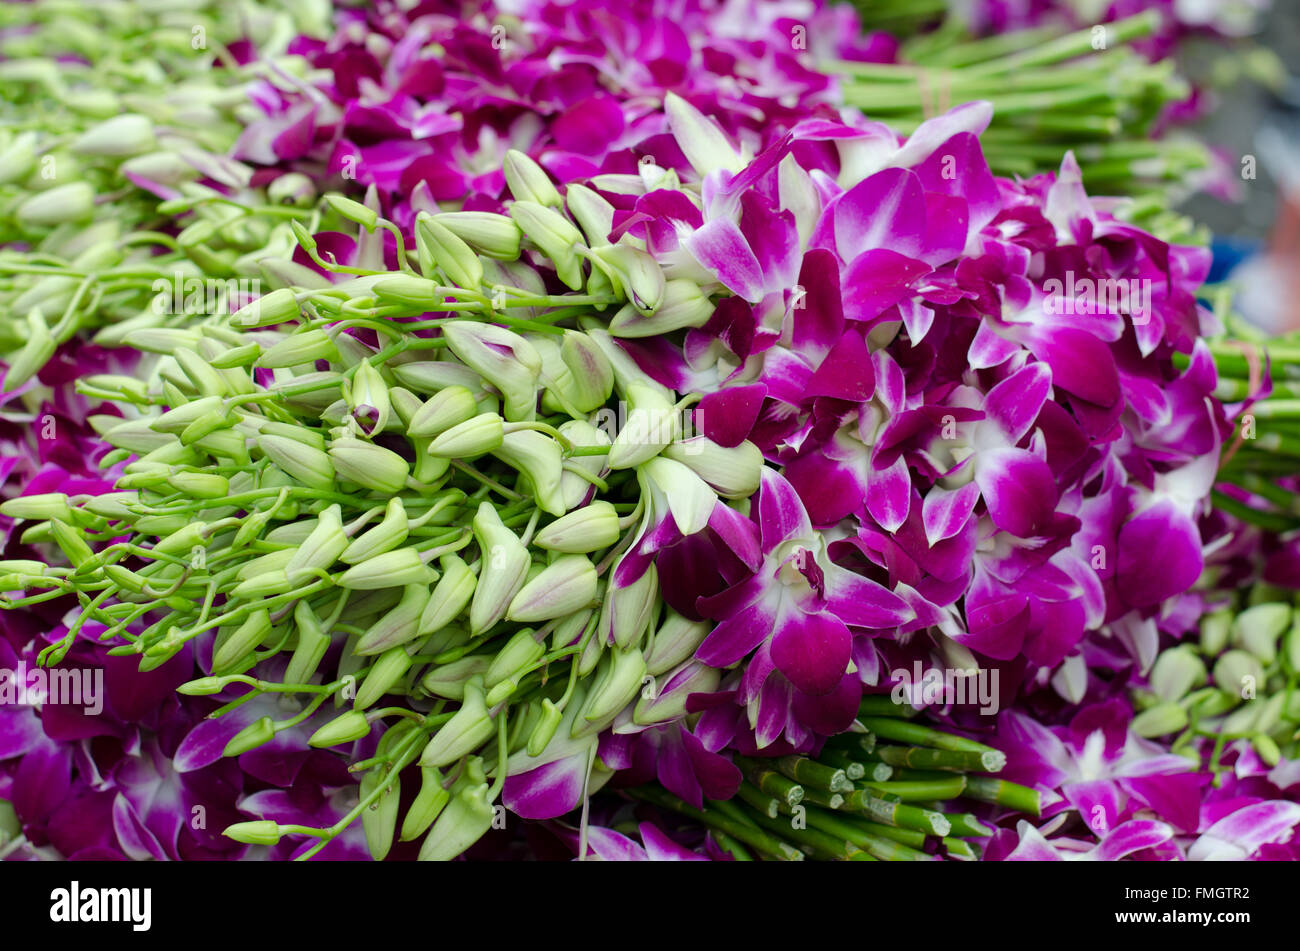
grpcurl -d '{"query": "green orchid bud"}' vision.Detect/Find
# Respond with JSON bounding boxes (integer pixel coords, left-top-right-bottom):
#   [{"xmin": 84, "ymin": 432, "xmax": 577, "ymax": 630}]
[
  {"xmin": 503, "ymin": 149, "xmax": 562, "ymax": 207},
  {"xmin": 285, "ymin": 600, "xmax": 332, "ymax": 685},
  {"xmin": 285, "ymin": 505, "xmax": 348, "ymax": 584},
  {"xmin": 325, "ymin": 193, "xmax": 379, "ymax": 231},
  {"xmin": 0, "ymin": 492, "xmax": 72, "ymax": 522},
  {"xmin": 338, "ymin": 547, "xmax": 436, "ymax": 589},
  {"xmin": 165, "ymin": 471, "xmax": 230, "ymax": 500},
  {"xmin": 0, "ymin": 131, "xmax": 37, "ymax": 185},
  {"xmin": 495, "ymin": 430, "xmax": 566, "ymax": 516},
  {"xmin": 50, "ymin": 520, "xmax": 94, "ymax": 568},
  {"xmin": 608, "ymin": 278, "xmax": 714, "ymax": 337},
  {"xmin": 664, "ymin": 437, "xmax": 762, "ymax": 499},
  {"xmin": 634, "ymin": 660, "xmax": 720, "ymax": 726},
  {"xmin": 153, "ymin": 521, "xmax": 209, "ymax": 558},
  {"xmin": 419, "ymin": 555, "xmax": 477, "ymax": 636},
  {"xmin": 361, "ymin": 765, "xmax": 401, "ymax": 861},
  {"xmin": 644, "ymin": 610, "xmax": 712, "ymax": 676},
  {"xmin": 223, "ymin": 716, "xmax": 276, "ymax": 756},
  {"xmin": 427, "ymin": 412, "xmax": 504, "ymax": 457},
  {"xmin": 421, "ymin": 679, "xmax": 496, "ymax": 768},
  {"xmin": 179, "ymin": 410, "xmax": 234, "ymax": 446},
  {"xmin": 534, "ymin": 502, "xmax": 621, "ymax": 553},
  {"xmin": 469, "ymin": 503, "xmax": 531, "ymax": 634},
  {"xmin": 257, "ymin": 434, "xmax": 335, "ymax": 491},
  {"xmin": 268, "ymin": 172, "xmax": 315, "ymax": 207},
  {"xmin": 357, "ymin": 584, "xmax": 432, "ymax": 655},
  {"xmin": 417, "ymin": 781, "xmax": 496, "ymax": 861},
  {"xmin": 441, "ymin": 322, "xmax": 542, "ymax": 422},
  {"xmin": 1200, "ymin": 609, "xmax": 1233, "ymax": 656},
  {"xmin": 401, "ymin": 766, "xmax": 451, "ymax": 842},
  {"xmin": 256, "ymin": 328, "xmax": 340, "ymax": 368},
  {"xmin": 601, "ymin": 561, "xmax": 658, "ymax": 649},
  {"xmin": 223, "ymin": 820, "xmax": 283, "ymax": 846},
  {"xmin": 1284, "ymin": 617, "xmax": 1300, "ymax": 675},
  {"xmin": 308, "ymin": 710, "xmax": 373, "ymax": 748},
  {"xmin": 507, "ymin": 555, "xmax": 597, "ymax": 623},
  {"xmin": 342, "ymin": 498, "xmax": 409, "ymax": 565},
  {"xmin": 510, "ymin": 200, "xmax": 586, "ymax": 290},
  {"xmin": 607, "ymin": 382, "xmax": 678, "ymax": 469},
  {"xmin": 576, "ymin": 645, "xmax": 647, "ymax": 733},
  {"xmin": 1253, "ymin": 734, "xmax": 1282, "ymax": 768},
  {"xmin": 348, "ymin": 360, "xmax": 391, "ymax": 435},
  {"xmin": 1213, "ymin": 650, "xmax": 1265, "ymax": 701},
  {"xmin": 593, "ymin": 244, "xmax": 665, "ymax": 314},
  {"xmin": 329, "ymin": 438, "xmax": 409, "ymax": 493},
  {"xmin": 120, "ymin": 150, "xmax": 197, "ymax": 189},
  {"xmin": 559, "ymin": 331, "xmax": 615, "ymax": 413},
  {"xmin": 408, "ymin": 385, "xmax": 478, "ymax": 438},
  {"xmin": 485, "ymin": 629, "xmax": 546, "ymax": 690},
  {"xmin": 1232, "ymin": 603, "xmax": 1290, "ymax": 665},
  {"xmin": 213, "ymin": 609, "xmax": 273, "ymax": 673},
  {"xmin": 71, "ymin": 114, "xmax": 155, "ymax": 156},
  {"xmin": 354, "ymin": 645, "xmax": 414, "ymax": 710},
  {"xmin": 176, "ymin": 677, "xmax": 231, "ymax": 696},
  {"xmin": 1183, "ymin": 686, "xmax": 1239, "ymax": 718},
  {"xmin": 16, "ymin": 182, "xmax": 94, "ymax": 228},
  {"xmin": 2, "ymin": 308, "xmax": 56, "ymax": 392},
  {"xmin": 563, "ymin": 183, "xmax": 616, "ymax": 247},
  {"xmin": 526, "ymin": 699, "xmax": 565, "ymax": 756},
  {"xmin": 372, "ymin": 275, "xmax": 442, "ymax": 308},
  {"xmin": 416, "ymin": 213, "xmax": 484, "ymax": 290},
  {"xmin": 1130, "ymin": 701, "xmax": 1188, "ymax": 738},
  {"xmin": 230, "ymin": 288, "xmax": 301, "ymax": 328},
  {"xmin": 664, "ymin": 92, "xmax": 745, "ymax": 176},
  {"xmin": 231, "ymin": 570, "xmax": 293, "ymax": 600},
  {"xmin": 434, "ymin": 211, "xmax": 522, "ymax": 260},
  {"xmin": 1149, "ymin": 646, "xmax": 1207, "ymax": 703},
  {"xmin": 556, "ymin": 420, "xmax": 610, "ymax": 510},
  {"xmin": 421, "ymin": 655, "xmax": 491, "ymax": 700}
]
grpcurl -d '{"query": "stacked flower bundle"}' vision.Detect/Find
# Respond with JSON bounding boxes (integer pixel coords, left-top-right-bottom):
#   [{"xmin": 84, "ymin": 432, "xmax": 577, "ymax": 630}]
[{"xmin": 1, "ymin": 0, "xmax": 1296, "ymax": 863}]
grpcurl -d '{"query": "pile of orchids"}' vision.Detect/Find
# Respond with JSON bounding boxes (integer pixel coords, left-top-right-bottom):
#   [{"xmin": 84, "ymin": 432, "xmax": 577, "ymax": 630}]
[{"xmin": 1, "ymin": 0, "xmax": 1298, "ymax": 862}]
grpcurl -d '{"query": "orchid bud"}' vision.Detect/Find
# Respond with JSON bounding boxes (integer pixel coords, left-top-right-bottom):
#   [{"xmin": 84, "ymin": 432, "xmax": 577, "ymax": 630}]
[
  {"xmin": 257, "ymin": 328, "xmax": 339, "ymax": 368},
  {"xmin": 0, "ymin": 131, "xmax": 37, "ymax": 185},
  {"xmin": 495, "ymin": 430, "xmax": 566, "ymax": 516},
  {"xmin": 308, "ymin": 710, "xmax": 372, "ymax": 747},
  {"xmin": 559, "ymin": 331, "xmax": 614, "ymax": 413},
  {"xmin": 644, "ymin": 610, "xmax": 712, "ymax": 676},
  {"xmin": 342, "ymin": 498, "xmax": 409, "ymax": 565},
  {"xmin": 223, "ymin": 716, "xmax": 276, "ymax": 756},
  {"xmin": 609, "ymin": 278, "xmax": 714, "ymax": 337},
  {"xmin": 485, "ymin": 630, "xmax": 546, "ymax": 690},
  {"xmin": 419, "ymin": 555, "xmax": 477, "ymax": 636},
  {"xmin": 213, "ymin": 609, "xmax": 273, "ymax": 673},
  {"xmin": 441, "ymin": 321, "xmax": 541, "ymax": 422},
  {"xmin": 153, "ymin": 521, "xmax": 209, "ymax": 557},
  {"xmin": 372, "ymin": 275, "xmax": 441, "ymax": 309},
  {"xmin": 1213, "ymin": 650, "xmax": 1264, "ymax": 698},
  {"xmin": 258, "ymin": 434, "xmax": 335, "ymax": 491},
  {"xmin": 469, "ymin": 503, "xmax": 530, "ymax": 634},
  {"xmin": 664, "ymin": 437, "xmax": 762, "ymax": 499},
  {"xmin": 1232, "ymin": 603, "xmax": 1290, "ymax": 665},
  {"xmin": 417, "ymin": 781, "xmax": 496, "ymax": 861},
  {"xmin": 231, "ymin": 569, "xmax": 292, "ymax": 599},
  {"xmin": 421, "ymin": 679, "xmax": 496, "ymax": 768},
  {"xmin": 3, "ymin": 308, "xmax": 56, "ymax": 392},
  {"xmin": 1200, "ymin": 609, "xmax": 1233, "ymax": 656},
  {"xmin": 1129, "ymin": 701, "xmax": 1188, "ymax": 738},
  {"xmin": 503, "ymin": 149, "xmax": 562, "ymax": 207},
  {"xmin": 408, "ymin": 385, "xmax": 478, "ymax": 437},
  {"xmin": 563, "ymin": 184, "xmax": 615, "ymax": 247},
  {"xmin": 361, "ymin": 766, "xmax": 401, "ymax": 862},
  {"xmin": 50, "ymin": 520, "xmax": 93, "ymax": 568},
  {"xmin": 329, "ymin": 438, "xmax": 409, "ymax": 493},
  {"xmin": 1253, "ymin": 734, "xmax": 1282, "ymax": 768},
  {"xmin": 526, "ymin": 699, "xmax": 565, "ymax": 756},
  {"xmin": 285, "ymin": 601, "xmax": 332, "ymax": 685},
  {"xmin": 166, "ymin": 471, "xmax": 230, "ymax": 500},
  {"xmin": 576, "ymin": 646, "xmax": 647, "ymax": 733},
  {"xmin": 1149, "ymin": 646, "xmax": 1206, "ymax": 703},
  {"xmin": 427, "ymin": 412, "xmax": 504, "ymax": 457},
  {"xmin": 268, "ymin": 172, "xmax": 316, "ymax": 206},
  {"xmin": 664, "ymin": 92, "xmax": 745, "ymax": 176},
  {"xmin": 416, "ymin": 213, "xmax": 484, "ymax": 290},
  {"xmin": 230, "ymin": 288, "xmax": 301, "ymax": 328},
  {"xmin": 72, "ymin": 114, "xmax": 155, "ymax": 156},
  {"xmin": 591, "ymin": 244, "xmax": 665, "ymax": 314},
  {"xmin": 348, "ymin": 360, "xmax": 392, "ymax": 435},
  {"xmin": 357, "ymin": 584, "xmax": 432, "ymax": 655},
  {"xmin": 421, "ymin": 656, "xmax": 491, "ymax": 700},
  {"xmin": 223, "ymin": 821, "xmax": 283, "ymax": 846},
  {"xmin": 325, "ymin": 193, "xmax": 379, "ymax": 231},
  {"xmin": 1284, "ymin": 618, "xmax": 1300, "ymax": 675},
  {"xmin": 338, "ymin": 547, "xmax": 436, "ymax": 589},
  {"xmin": 434, "ymin": 211, "xmax": 522, "ymax": 260},
  {"xmin": 601, "ymin": 561, "xmax": 658, "ymax": 648},
  {"xmin": 634, "ymin": 660, "xmax": 720, "ymax": 725},
  {"xmin": 16, "ymin": 182, "xmax": 95, "ymax": 228},
  {"xmin": 557, "ymin": 420, "xmax": 610, "ymax": 510},
  {"xmin": 508, "ymin": 555, "xmax": 598, "ymax": 623},
  {"xmin": 0, "ymin": 492, "xmax": 72, "ymax": 522},
  {"xmin": 510, "ymin": 200, "xmax": 586, "ymax": 291},
  {"xmin": 401, "ymin": 766, "xmax": 451, "ymax": 842},
  {"xmin": 285, "ymin": 505, "xmax": 348, "ymax": 584},
  {"xmin": 534, "ymin": 502, "xmax": 621, "ymax": 553},
  {"xmin": 551, "ymin": 609, "xmax": 595, "ymax": 652},
  {"xmin": 607, "ymin": 382, "xmax": 678, "ymax": 469},
  {"xmin": 354, "ymin": 645, "xmax": 414, "ymax": 710}
]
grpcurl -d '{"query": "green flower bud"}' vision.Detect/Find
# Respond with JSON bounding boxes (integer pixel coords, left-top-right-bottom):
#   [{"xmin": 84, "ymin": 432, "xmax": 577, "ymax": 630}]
[
  {"xmin": 644, "ymin": 610, "xmax": 712, "ymax": 676},
  {"xmin": 563, "ymin": 184, "xmax": 615, "ymax": 248},
  {"xmin": 342, "ymin": 498, "xmax": 409, "ymax": 565},
  {"xmin": 267, "ymin": 172, "xmax": 315, "ymax": 207},
  {"xmin": 338, "ymin": 547, "xmax": 436, "ymax": 589},
  {"xmin": 427, "ymin": 412, "xmax": 504, "ymax": 457},
  {"xmin": 0, "ymin": 492, "xmax": 72, "ymax": 522},
  {"xmin": 408, "ymin": 385, "xmax": 478, "ymax": 438},
  {"xmin": 534, "ymin": 502, "xmax": 621, "ymax": 553},
  {"xmin": 421, "ymin": 679, "xmax": 496, "ymax": 768},
  {"xmin": 559, "ymin": 331, "xmax": 615, "ymax": 413},
  {"xmin": 256, "ymin": 328, "xmax": 340, "ymax": 368},
  {"xmin": 258, "ymin": 434, "xmax": 335, "ymax": 491},
  {"xmin": 308, "ymin": 710, "xmax": 372, "ymax": 748},
  {"xmin": 485, "ymin": 629, "xmax": 546, "ymax": 689},
  {"xmin": 329, "ymin": 438, "xmax": 409, "ymax": 493},
  {"xmin": 526, "ymin": 699, "xmax": 565, "ymax": 756},
  {"xmin": 607, "ymin": 382, "xmax": 678, "ymax": 469},
  {"xmin": 556, "ymin": 420, "xmax": 610, "ymax": 510},
  {"xmin": 416, "ymin": 213, "xmax": 484, "ymax": 290},
  {"xmin": 0, "ymin": 131, "xmax": 37, "ymax": 185},
  {"xmin": 357, "ymin": 584, "xmax": 432, "ymax": 655},
  {"xmin": 372, "ymin": 275, "xmax": 442, "ymax": 308},
  {"xmin": 634, "ymin": 660, "xmax": 720, "ymax": 726},
  {"xmin": 495, "ymin": 430, "xmax": 566, "ymax": 516},
  {"xmin": 1149, "ymin": 645, "xmax": 1207, "ymax": 703},
  {"xmin": 223, "ymin": 820, "xmax": 283, "ymax": 846},
  {"xmin": 230, "ymin": 570, "xmax": 292, "ymax": 600},
  {"xmin": 285, "ymin": 505, "xmax": 348, "ymax": 584},
  {"xmin": 361, "ymin": 765, "xmax": 401, "ymax": 861},
  {"xmin": 1130, "ymin": 701, "xmax": 1188, "ymax": 738},
  {"xmin": 1284, "ymin": 618, "xmax": 1300, "ymax": 675},
  {"xmin": 664, "ymin": 437, "xmax": 762, "ymax": 499},
  {"xmin": 213, "ymin": 609, "xmax": 273, "ymax": 673},
  {"xmin": 285, "ymin": 600, "xmax": 332, "ymax": 685},
  {"xmin": 576, "ymin": 645, "xmax": 647, "ymax": 733},
  {"xmin": 592, "ymin": 244, "xmax": 665, "ymax": 314},
  {"xmin": 224, "ymin": 716, "xmax": 276, "ymax": 756},
  {"xmin": 441, "ymin": 322, "xmax": 542, "ymax": 422},
  {"xmin": 417, "ymin": 781, "xmax": 496, "ymax": 861},
  {"xmin": 230, "ymin": 288, "xmax": 301, "ymax": 329},
  {"xmin": 433, "ymin": 211, "xmax": 521, "ymax": 260},
  {"xmin": 601, "ymin": 561, "xmax": 658, "ymax": 649},
  {"xmin": 421, "ymin": 655, "xmax": 491, "ymax": 700},
  {"xmin": 608, "ymin": 277, "xmax": 713, "ymax": 337},
  {"xmin": 71, "ymin": 114, "xmax": 155, "ymax": 156},
  {"xmin": 153, "ymin": 521, "xmax": 209, "ymax": 558},
  {"xmin": 469, "ymin": 503, "xmax": 531, "ymax": 634},
  {"xmin": 2, "ymin": 308, "xmax": 56, "ymax": 392},
  {"xmin": 507, "ymin": 555, "xmax": 597, "ymax": 623},
  {"xmin": 503, "ymin": 149, "xmax": 562, "ymax": 207},
  {"xmin": 401, "ymin": 766, "xmax": 451, "ymax": 842},
  {"xmin": 1253, "ymin": 733, "xmax": 1282, "ymax": 768},
  {"xmin": 354, "ymin": 645, "xmax": 414, "ymax": 710},
  {"xmin": 1213, "ymin": 650, "xmax": 1265, "ymax": 701},
  {"xmin": 348, "ymin": 360, "xmax": 391, "ymax": 435},
  {"xmin": 166, "ymin": 471, "xmax": 230, "ymax": 500},
  {"xmin": 48, "ymin": 519, "xmax": 92, "ymax": 568},
  {"xmin": 325, "ymin": 193, "xmax": 379, "ymax": 231},
  {"xmin": 1232, "ymin": 603, "xmax": 1290, "ymax": 665},
  {"xmin": 510, "ymin": 200, "xmax": 586, "ymax": 290},
  {"xmin": 390, "ymin": 359, "xmax": 486, "ymax": 396},
  {"xmin": 16, "ymin": 183, "xmax": 94, "ymax": 228},
  {"xmin": 1200, "ymin": 609, "xmax": 1233, "ymax": 656},
  {"xmin": 419, "ymin": 555, "xmax": 477, "ymax": 636}
]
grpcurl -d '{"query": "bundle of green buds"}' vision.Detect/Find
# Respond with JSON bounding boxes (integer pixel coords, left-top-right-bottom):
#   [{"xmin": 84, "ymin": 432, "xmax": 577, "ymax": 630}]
[
  {"xmin": 629, "ymin": 697, "xmax": 1039, "ymax": 861},
  {"xmin": 1130, "ymin": 583, "xmax": 1300, "ymax": 773},
  {"xmin": 0, "ymin": 162, "xmax": 763, "ymax": 861},
  {"xmin": 0, "ymin": 0, "xmax": 328, "ymax": 390}
]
